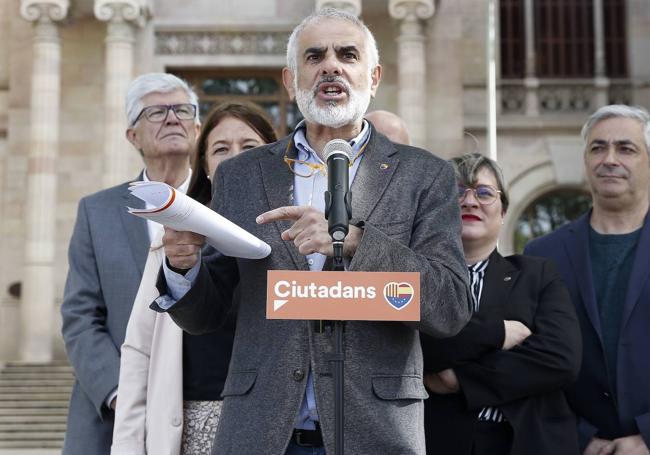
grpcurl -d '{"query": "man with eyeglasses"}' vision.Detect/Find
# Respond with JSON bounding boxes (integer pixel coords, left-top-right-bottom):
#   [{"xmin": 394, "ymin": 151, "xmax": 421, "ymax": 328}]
[
  {"xmin": 156, "ymin": 9, "xmax": 471, "ymax": 455},
  {"xmin": 60, "ymin": 73, "xmax": 199, "ymax": 455}
]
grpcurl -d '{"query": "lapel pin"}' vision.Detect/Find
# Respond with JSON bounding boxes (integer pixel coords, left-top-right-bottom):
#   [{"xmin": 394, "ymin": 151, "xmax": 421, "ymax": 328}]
[
  {"xmin": 380, "ymin": 163, "xmax": 389, "ymax": 170},
  {"xmin": 504, "ymin": 276, "xmax": 511, "ymax": 282}
]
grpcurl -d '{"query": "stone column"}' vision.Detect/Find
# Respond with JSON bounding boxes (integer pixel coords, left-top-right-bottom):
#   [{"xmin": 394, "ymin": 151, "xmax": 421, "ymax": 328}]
[
  {"xmin": 389, "ymin": 0, "xmax": 434, "ymax": 148},
  {"xmin": 0, "ymin": 0, "xmax": 9, "ymax": 126},
  {"xmin": 523, "ymin": 0, "xmax": 539, "ymax": 116},
  {"xmin": 315, "ymin": 0, "xmax": 361, "ymax": 15},
  {"xmin": 94, "ymin": 0, "xmax": 149, "ymax": 188},
  {"xmin": 593, "ymin": 0, "xmax": 609, "ymax": 107},
  {"xmin": 19, "ymin": 0, "xmax": 69, "ymax": 362}
]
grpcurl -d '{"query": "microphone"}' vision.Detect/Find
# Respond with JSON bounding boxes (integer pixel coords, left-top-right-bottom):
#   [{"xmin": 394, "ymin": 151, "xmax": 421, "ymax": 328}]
[{"xmin": 323, "ymin": 139, "xmax": 353, "ymax": 256}]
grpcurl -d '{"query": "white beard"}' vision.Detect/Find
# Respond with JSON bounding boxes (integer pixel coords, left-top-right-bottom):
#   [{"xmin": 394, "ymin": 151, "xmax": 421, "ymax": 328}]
[{"xmin": 294, "ymin": 76, "xmax": 372, "ymax": 129}]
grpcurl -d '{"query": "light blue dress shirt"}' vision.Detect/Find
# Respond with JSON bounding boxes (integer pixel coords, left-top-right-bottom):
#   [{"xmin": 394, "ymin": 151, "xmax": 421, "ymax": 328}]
[{"xmin": 291, "ymin": 120, "xmax": 370, "ymax": 429}]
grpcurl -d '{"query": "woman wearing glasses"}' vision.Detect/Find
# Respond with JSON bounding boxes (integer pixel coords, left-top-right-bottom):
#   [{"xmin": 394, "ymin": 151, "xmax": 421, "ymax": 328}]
[
  {"xmin": 420, "ymin": 153, "xmax": 582, "ymax": 455},
  {"xmin": 111, "ymin": 102, "xmax": 276, "ymax": 455}
]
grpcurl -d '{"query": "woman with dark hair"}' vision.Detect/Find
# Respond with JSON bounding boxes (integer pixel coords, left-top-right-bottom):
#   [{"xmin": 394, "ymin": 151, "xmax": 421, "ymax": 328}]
[
  {"xmin": 187, "ymin": 101, "xmax": 278, "ymax": 205},
  {"xmin": 421, "ymin": 153, "xmax": 582, "ymax": 455},
  {"xmin": 112, "ymin": 101, "xmax": 276, "ymax": 455}
]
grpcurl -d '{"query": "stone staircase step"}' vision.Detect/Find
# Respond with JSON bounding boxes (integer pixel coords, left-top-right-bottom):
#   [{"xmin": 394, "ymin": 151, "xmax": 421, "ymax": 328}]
[
  {"xmin": 0, "ymin": 375, "xmax": 74, "ymax": 382},
  {"xmin": 0, "ymin": 423, "xmax": 66, "ymax": 431},
  {"xmin": 0, "ymin": 379, "xmax": 73, "ymax": 386},
  {"xmin": 0, "ymin": 450, "xmax": 62, "ymax": 454},
  {"xmin": 0, "ymin": 408, "xmax": 67, "ymax": 416},
  {"xmin": 1, "ymin": 368, "xmax": 72, "ymax": 375},
  {"xmin": 0, "ymin": 440, "xmax": 63, "ymax": 455},
  {"xmin": 0, "ymin": 413, "xmax": 67, "ymax": 426},
  {"xmin": 0, "ymin": 393, "xmax": 70, "ymax": 401},
  {"xmin": 0, "ymin": 369, "xmax": 73, "ymax": 375},
  {"xmin": 0, "ymin": 401, "xmax": 69, "ymax": 409},
  {"xmin": 0, "ymin": 431, "xmax": 63, "ymax": 440},
  {"xmin": 0, "ymin": 387, "xmax": 71, "ymax": 394},
  {"xmin": 3, "ymin": 363, "xmax": 73, "ymax": 374}
]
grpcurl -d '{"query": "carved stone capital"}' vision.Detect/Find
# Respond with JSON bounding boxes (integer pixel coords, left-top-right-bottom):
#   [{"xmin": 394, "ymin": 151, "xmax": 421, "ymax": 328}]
[
  {"xmin": 388, "ymin": 0, "xmax": 435, "ymax": 21},
  {"xmin": 20, "ymin": 0, "xmax": 69, "ymax": 23},
  {"xmin": 316, "ymin": 0, "xmax": 361, "ymax": 16},
  {"xmin": 94, "ymin": 0, "xmax": 150, "ymax": 27}
]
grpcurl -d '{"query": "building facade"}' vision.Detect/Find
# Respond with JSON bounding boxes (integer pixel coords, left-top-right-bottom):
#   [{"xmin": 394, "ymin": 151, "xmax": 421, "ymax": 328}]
[{"xmin": 1, "ymin": 0, "xmax": 649, "ymax": 362}]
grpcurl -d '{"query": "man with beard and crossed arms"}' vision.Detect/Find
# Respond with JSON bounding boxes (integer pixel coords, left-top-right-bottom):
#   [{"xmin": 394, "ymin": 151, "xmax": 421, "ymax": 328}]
[
  {"xmin": 155, "ymin": 8, "xmax": 472, "ymax": 455},
  {"xmin": 526, "ymin": 105, "xmax": 650, "ymax": 455}
]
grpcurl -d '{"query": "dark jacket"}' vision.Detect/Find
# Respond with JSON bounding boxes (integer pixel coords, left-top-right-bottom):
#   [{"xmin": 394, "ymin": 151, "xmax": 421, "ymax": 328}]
[
  {"xmin": 525, "ymin": 211, "xmax": 650, "ymax": 450},
  {"xmin": 421, "ymin": 250, "xmax": 582, "ymax": 455}
]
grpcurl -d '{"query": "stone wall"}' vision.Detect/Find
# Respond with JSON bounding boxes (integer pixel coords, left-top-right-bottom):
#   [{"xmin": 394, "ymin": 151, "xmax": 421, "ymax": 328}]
[{"xmin": 0, "ymin": 0, "xmax": 649, "ymax": 360}]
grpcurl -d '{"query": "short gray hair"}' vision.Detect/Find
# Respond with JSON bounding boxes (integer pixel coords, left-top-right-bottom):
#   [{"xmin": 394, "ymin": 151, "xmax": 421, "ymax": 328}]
[
  {"xmin": 581, "ymin": 104, "xmax": 650, "ymax": 154},
  {"xmin": 450, "ymin": 153, "xmax": 510, "ymax": 212},
  {"xmin": 286, "ymin": 8, "xmax": 379, "ymax": 76},
  {"xmin": 125, "ymin": 73, "xmax": 199, "ymax": 127}
]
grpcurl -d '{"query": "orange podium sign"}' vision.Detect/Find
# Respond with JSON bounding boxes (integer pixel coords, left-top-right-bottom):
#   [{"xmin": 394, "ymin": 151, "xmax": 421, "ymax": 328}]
[{"xmin": 266, "ymin": 270, "xmax": 420, "ymax": 321}]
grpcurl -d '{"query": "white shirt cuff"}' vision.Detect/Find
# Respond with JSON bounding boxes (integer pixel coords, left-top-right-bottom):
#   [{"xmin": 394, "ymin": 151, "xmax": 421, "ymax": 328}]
[{"xmin": 105, "ymin": 388, "xmax": 118, "ymax": 409}]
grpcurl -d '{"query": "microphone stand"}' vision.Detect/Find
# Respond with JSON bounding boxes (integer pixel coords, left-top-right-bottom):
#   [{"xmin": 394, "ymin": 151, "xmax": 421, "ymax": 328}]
[
  {"xmin": 323, "ymin": 141, "xmax": 352, "ymax": 454},
  {"xmin": 331, "ymin": 241, "xmax": 345, "ymax": 455}
]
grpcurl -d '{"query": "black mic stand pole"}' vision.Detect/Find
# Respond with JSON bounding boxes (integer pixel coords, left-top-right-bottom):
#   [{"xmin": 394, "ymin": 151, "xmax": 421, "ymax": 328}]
[
  {"xmin": 323, "ymin": 141, "xmax": 352, "ymax": 454},
  {"xmin": 325, "ymin": 202, "xmax": 350, "ymax": 455},
  {"xmin": 331, "ymin": 241, "xmax": 345, "ymax": 455}
]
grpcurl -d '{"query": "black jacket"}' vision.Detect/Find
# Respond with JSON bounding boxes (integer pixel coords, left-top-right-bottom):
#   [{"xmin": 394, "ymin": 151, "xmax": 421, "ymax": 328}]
[{"xmin": 421, "ymin": 251, "xmax": 582, "ymax": 455}]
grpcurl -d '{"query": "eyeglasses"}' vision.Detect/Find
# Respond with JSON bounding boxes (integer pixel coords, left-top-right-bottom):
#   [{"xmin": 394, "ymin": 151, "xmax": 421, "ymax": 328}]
[
  {"xmin": 458, "ymin": 184, "xmax": 502, "ymax": 205},
  {"xmin": 132, "ymin": 103, "xmax": 197, "ymax": 126},
  {"xmin": 283, "ymin": 138, "xmax": 368, "ymax": 178}
]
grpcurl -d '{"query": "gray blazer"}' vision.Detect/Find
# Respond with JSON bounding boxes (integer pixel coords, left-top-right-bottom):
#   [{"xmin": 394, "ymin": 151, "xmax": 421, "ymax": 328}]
[
  {"xmin": 61, "ymin": 178, "xmax": 149, "ymax": 455},
  {"xmin": 166, "ymin": 130, "xmax": 472, "ymax": 454}
]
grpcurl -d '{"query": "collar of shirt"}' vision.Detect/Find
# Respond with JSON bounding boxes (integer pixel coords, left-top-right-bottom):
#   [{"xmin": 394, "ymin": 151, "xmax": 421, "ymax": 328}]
[
  {"xmin": 289, "ymin": 119, "xmax": 370, "ymax": 270},
  {"xmin": 467, "ymin": 258, "xmax": 489, "ymax": 274},
  {"xmin": 143, "ymin": 168, "xmax": 192, "ymax": 194},
  {"xmin": 292, "ymin": 119, "xmax": 371, "ymax": 164},
  {"xmin": 467, "ymin": 258, "xmax": 489, "ymax": 313}
]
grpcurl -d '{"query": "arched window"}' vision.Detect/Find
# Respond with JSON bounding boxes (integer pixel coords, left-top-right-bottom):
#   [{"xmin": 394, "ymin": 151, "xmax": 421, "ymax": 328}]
[{"xmin": 514, "ymin": 188, "xmax": 592, "ymax": 252}]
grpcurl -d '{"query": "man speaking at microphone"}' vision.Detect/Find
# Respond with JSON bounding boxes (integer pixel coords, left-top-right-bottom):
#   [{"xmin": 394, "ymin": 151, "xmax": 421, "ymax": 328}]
[{"xmin": 157, "ymin": 8, "xmax": 471, "ymax": 455}]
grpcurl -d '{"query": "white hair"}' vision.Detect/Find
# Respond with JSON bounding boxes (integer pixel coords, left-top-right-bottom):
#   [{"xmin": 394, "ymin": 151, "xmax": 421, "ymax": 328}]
[
  {"xmin": 286, "ymin": 8, "xmax": 379, "ymax": 76},
  {"xmin": 581, "ymin": 104, "xmax": 650, "ymax": 154},
  {"xmin": 125, "ymin": 73, "xmax": 199, "ymax": 127}
]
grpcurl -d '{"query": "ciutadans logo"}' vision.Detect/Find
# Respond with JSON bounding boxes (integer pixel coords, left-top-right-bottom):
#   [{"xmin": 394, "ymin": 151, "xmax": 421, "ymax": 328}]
[
  {"xmin": 273, "ymin": 280, "xmax": 377, "ymax": 310},
  {"xmin": 383, "ymin": 282, "xmax": 415, "ymax": 310}
]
